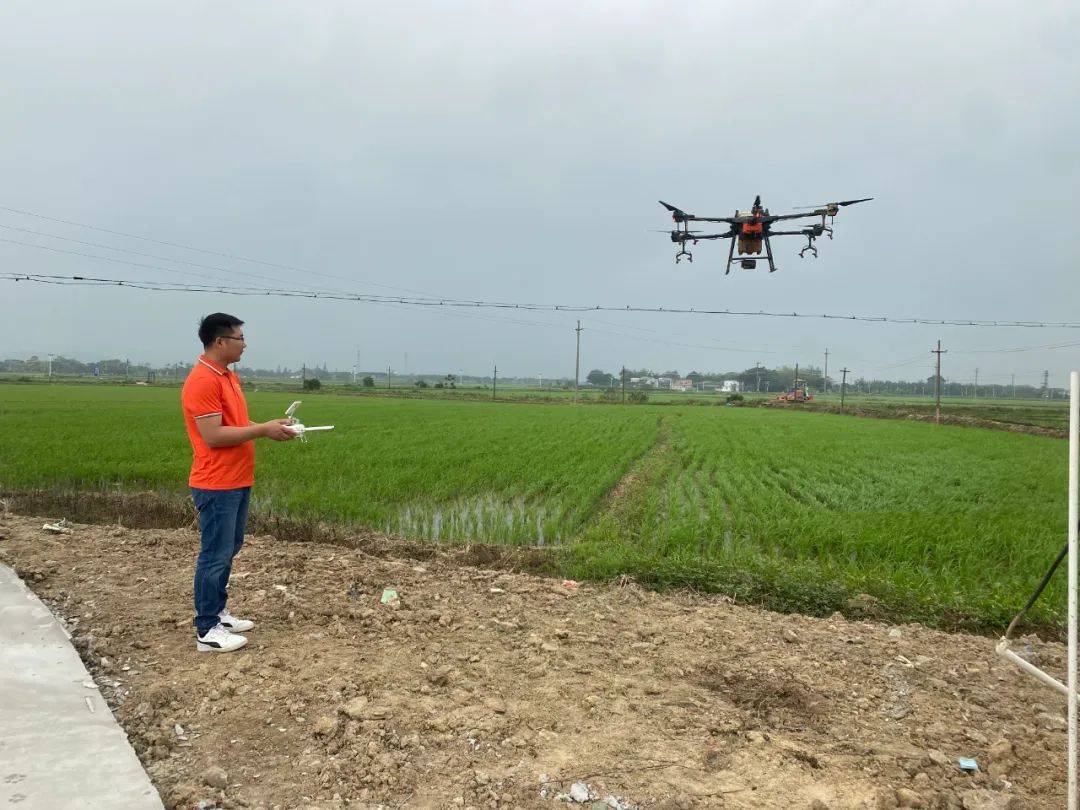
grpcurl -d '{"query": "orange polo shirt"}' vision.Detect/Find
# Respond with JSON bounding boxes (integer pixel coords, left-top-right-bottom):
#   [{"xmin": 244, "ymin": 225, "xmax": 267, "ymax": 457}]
[{"xmin": 181, "ymin": 355, "xmax": 255, "ymax": 489}]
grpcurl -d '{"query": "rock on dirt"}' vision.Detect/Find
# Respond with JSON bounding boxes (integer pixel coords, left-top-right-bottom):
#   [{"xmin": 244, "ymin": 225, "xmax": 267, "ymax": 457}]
[
  {"xmin": 1036, "ymin": 712, "xmax": 1067, "ymax": 731},
  {"xmin": 203, "ymin": 766, "xmax": 228, "ymax": 790},
  {"xmin": 569, "ymin": 781, "xmax": 591, "ymax": 802},
  {"xmin": 894, "ymin": 787, "xmax": 925, "ymax": 808}
]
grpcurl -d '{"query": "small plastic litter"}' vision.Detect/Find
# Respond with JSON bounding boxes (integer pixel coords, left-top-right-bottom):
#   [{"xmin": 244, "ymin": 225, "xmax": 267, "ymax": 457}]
[
  {"xmin": 380, "ymin": 588, "xmax": 399, "ymax": 606},
  {"xmin": 42, "ymin": 518, "xmax": 71, "ymax": 534},
  {"xmin": 958, "ymin": 757, "xmax": 980, "ymax": 772},
  {"xmin": 562, "ymin": 579, "xmax": 580, "ymax": 590}
]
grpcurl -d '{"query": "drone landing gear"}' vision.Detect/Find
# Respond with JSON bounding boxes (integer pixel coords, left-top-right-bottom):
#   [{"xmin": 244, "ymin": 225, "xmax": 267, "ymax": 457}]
[
  {"xmin": 670, "ymin": 223, "xmax": 697, "ymax": 263},
  {"xmin": 799, "ymin": 234, "xmax": 818, "ymax": 259},
  {"xmin": 725, "ymin": 236, "xmax": 778, "ymax": 274}
]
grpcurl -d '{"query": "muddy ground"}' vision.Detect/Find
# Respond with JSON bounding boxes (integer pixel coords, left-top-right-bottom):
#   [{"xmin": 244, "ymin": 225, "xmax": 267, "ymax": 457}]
[{"xmin": 0, "ymin": 511, "xmax": 1069, "ymax": 809}]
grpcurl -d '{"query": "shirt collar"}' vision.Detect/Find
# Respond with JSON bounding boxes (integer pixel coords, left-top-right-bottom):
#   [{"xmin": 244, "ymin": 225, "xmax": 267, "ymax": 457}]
[{"xmin": 197, "ymin": 354, "xmax": 228, "ymax": 376}]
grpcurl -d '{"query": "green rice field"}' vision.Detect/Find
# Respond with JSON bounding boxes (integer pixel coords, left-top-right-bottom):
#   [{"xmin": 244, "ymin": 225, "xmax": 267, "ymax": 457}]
[{"xmin": 0, "ymin": 383, "xmax": 1071, "ymax": 631}]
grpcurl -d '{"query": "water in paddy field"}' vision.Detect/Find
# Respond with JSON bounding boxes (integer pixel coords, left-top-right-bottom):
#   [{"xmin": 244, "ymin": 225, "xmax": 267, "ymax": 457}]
[{"xmin": 390, "ymin": 494, "xmax": 560, "ymax": 546}]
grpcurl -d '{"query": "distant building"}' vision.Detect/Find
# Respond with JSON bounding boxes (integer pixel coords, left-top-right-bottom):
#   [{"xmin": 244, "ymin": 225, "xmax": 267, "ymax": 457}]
[
  {"xmin": 720, "ymin": 380, "xmax": 742, "ymax": 393},
  {"xmin": 671, "ymin": 378, "xmax": 693, "ymax": 392}
]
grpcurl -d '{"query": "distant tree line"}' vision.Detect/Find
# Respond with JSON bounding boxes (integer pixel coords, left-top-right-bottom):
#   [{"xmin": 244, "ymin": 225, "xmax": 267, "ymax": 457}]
[
  {"xmin": 581, "ymin": 364, "xmax": 1060, "ymax": 398},
  {"xmin": 1, "ymin": 356, "xmax": 1064, "ymax": 399}
]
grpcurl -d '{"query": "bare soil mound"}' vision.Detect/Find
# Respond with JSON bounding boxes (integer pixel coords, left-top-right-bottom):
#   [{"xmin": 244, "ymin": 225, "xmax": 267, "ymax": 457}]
[{"xmin": 0, "ymin": 513, "xmax": 1067, "ymax": 809}]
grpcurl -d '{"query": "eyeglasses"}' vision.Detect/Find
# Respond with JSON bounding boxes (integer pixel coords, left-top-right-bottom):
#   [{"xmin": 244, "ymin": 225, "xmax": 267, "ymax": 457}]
[{"xmin": 219, "ymin": 335, "xmax": 246, "ymax": 343}]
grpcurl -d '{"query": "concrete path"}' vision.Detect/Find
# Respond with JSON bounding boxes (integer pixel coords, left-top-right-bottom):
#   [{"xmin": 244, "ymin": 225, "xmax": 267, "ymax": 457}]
[{"xmin": 0, "ymin": 563, "xmax": 164, "ymax": 809}]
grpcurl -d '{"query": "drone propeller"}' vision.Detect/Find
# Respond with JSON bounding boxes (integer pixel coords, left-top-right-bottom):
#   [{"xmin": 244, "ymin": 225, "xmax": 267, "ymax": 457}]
[
  {"xmin": 648, "ymin": 229, "xmax": 701, "ymax": 233},
  {"xmin": 794, "ymin": 197, "xmax": 873, "ymax": 210},
  {"xmin": 658, "ymin": 200, "xmax": 692, "ymax": 221}
]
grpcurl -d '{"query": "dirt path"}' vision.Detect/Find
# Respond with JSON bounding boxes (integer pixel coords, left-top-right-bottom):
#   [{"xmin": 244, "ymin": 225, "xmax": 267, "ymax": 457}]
[{"xmin": 0, "ymin": 512, "xmax": 1067, "ymax": 809}]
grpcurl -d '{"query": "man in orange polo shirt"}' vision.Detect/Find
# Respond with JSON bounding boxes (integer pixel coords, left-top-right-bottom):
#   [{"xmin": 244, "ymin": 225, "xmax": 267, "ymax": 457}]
[{"xmin": 181, "ymin": 313, "xmax": 296, "ymax": 652}]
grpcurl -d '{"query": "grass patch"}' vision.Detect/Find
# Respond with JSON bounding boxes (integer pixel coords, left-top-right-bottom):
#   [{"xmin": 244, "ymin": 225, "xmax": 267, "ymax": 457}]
[{"xmin": 0, "ymin": 383, "xmax": 1069, "ymax": 635}]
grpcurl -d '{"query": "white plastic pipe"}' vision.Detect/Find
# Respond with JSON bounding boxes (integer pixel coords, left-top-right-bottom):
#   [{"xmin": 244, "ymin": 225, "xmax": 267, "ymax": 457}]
[
  {"xmin": 1069, "ymin": 370, "xmax": 1078, "ymax": 810},
  {"xmin": 992, "ymin": 371, "xmax": 1078, "ymax": 809},
  {"xmin": 996, "ymin": 639, "xmax": 1071, "ymax": 696}
]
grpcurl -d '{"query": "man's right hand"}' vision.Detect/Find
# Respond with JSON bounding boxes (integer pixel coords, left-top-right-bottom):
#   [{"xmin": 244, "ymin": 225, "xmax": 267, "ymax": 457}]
[{"xmin": 262, "ymin": 418, "xmax": 298, "ymax": 441}]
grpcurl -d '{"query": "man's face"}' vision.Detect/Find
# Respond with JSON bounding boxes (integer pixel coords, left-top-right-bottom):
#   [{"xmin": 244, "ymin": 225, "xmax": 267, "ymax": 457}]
[{"xmin": 215, "ymin": 326, "xmax": 246, "ymax": 364}]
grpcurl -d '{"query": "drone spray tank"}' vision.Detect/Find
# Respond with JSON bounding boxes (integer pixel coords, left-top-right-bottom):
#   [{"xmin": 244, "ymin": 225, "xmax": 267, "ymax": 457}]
[{"xmin": 284, "ymin": 401, "xmax": 334, "ymax": 442}]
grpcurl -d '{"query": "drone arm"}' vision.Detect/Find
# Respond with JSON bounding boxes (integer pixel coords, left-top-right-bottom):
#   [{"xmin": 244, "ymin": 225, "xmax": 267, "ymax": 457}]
[
  {"xmin": 767, "ymin": 211, "xmax": 826, "ymax": 223},
  {"xmin": 685, "ymin": 216, "xmax": 739, "ymax": 224},
  {"xmin": 671, "ymin": 231, "xmax": 733, "ymax": 242}
]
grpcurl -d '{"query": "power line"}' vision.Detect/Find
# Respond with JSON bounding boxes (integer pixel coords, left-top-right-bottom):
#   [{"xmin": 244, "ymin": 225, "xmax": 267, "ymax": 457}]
[
  {"xmin": 370, "ymin": 298, "xmax": 769, "ymax": 356},
  {"xmin": 3, "ymin": 216, "xmax": 692, "ymax": 352},
  {"xmin": 951, "ymin": 339, "xmax": 1080, "ymax": 354},
  {"xmin": 872, "ymin": 353, "xmax": 930, "ymax": 371},
  {"xmin": 0, "ymin": 235, "xmax": 500, "ymax": 305},
  {"xmin": 5, "ymin": 271, "xmax": 1080, "ymax": 329},
  {"xmin": 0, "ymin": 204, "xmax": 464, "ymax": 302},
  {"xmin": 578, "ymin": 314, "xmax": 786, "ymax": 354},
  {"xmin": 0, "ymin": 224, "xmax": 338, "ymax": 293}
]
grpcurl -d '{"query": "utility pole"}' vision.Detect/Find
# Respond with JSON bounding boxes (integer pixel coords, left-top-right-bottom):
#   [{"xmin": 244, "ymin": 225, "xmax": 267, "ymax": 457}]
[
  {"xmin": 621, "ymin": 366, "xmax": 627, "ymax": 403},
  {"xmin": 839, "ymin": 367, "xmax": 850, "ymax": 410},
  {"xmin": 794, "ymin": 362, "xmax": 799, "ymax": 394},
  {"xmin": 574, "ymin": 320, "xmax": 583, "ymax": 402},
  {"xmin": 932, "ymin": 340, "xmax": 947, "ymax": 424},
  {"xmin": 755, "ymin": 361, "xmax": 762, "ymax": 393},
  {"xmin": 387, "ymin": 364, "xmax": 392, "ymax": 390},
  {"xmin": 353, "ymin": 349, "xmax": 360, "ymax": 385},
  {"xmin": 1011, "ymin": 373, "xmax": 1016, "ymax": 399},
  {"xmin": 47, "ymin": 353, "xmax": 54, "ymax": 379},
  {"xmin": 974, "ymin": 367, "xmax": 979, "ymax": 399},
  {"xmin": 302, "ymin": 363, "xmax": 307, "ymax": 387},
  {"xmin": 823, "ymin": 348, "xmax": 829, "ymax": 395},
  {"xmin": 492, "ymin": 364, "xmax": 497, "ymax": 399},
  {"xmin": 1042, "ymin": 370, "xmax": 1050, "ymax": 400}
]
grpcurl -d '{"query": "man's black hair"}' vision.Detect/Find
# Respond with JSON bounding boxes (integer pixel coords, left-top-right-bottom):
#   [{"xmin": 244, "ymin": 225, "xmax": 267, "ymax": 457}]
[{"xmin": 198, "ymin": 313, "xmax": 244, "ymax": 348}]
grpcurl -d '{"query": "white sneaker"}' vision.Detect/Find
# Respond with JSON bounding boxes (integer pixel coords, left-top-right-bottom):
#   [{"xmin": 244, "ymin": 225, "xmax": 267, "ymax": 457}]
[
  {"xmin": 196, "ymin": 623, "xmax": 248, "ymax": 653},
  {"xmin": 218, "ymin": 608, "xmax": 254, "ymax": 633}
]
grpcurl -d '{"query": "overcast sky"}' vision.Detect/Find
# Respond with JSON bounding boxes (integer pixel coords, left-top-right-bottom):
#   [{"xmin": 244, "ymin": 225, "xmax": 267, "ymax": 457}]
[{"xmin": 2, "ymin": 1, "xmax": 1078, "ymax": 386}]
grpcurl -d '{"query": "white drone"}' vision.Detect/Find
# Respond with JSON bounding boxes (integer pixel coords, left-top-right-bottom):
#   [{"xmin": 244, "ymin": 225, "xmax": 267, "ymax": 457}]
[{"xmin": 284, "ymin": 401, "xmax": 334, "ymax": 442}]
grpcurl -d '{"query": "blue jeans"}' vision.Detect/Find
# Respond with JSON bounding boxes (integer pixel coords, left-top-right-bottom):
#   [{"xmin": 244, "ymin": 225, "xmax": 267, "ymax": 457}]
[{"xmin": 191, "ymin": 487, "xmax": 251, "ymax": 636}]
